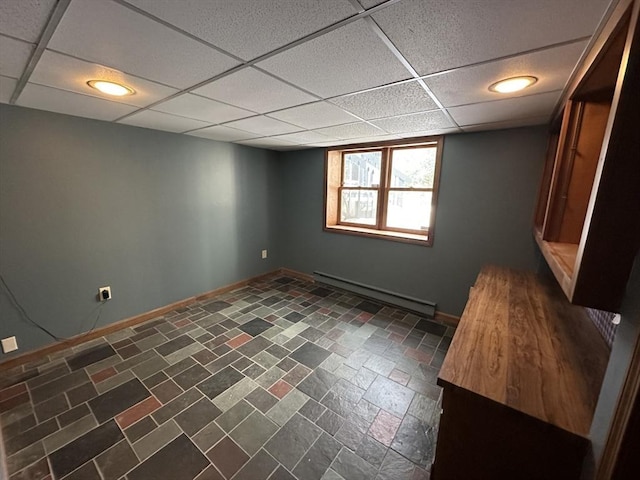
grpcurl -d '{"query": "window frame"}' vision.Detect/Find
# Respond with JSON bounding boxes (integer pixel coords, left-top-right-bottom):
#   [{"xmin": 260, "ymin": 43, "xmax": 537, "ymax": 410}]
[{"xmin": 324, "ymin": 136, "xmax": 443, "ymax": 246}]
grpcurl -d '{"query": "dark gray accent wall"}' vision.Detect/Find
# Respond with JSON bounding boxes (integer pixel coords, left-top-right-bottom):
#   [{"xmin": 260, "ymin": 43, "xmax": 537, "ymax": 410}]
[
  {"xmin": 278, "ymin": 127, "xmax": 548, "ymax": 316},
  {"xmin": 0, "ymin": 104, "xmax": 280, "ymax": 355}
]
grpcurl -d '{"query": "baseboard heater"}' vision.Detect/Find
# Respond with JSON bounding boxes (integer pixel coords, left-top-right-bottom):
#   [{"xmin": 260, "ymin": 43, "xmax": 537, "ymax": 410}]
[{"xmin": 313, "ymin": 271, "xmax": 436, "ymax": 318}]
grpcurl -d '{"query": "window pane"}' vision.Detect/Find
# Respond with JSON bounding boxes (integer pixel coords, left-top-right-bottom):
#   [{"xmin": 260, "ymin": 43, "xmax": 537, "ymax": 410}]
[
  {"xmin": 343, "ymin": 151, "xmax": 382, "ymax": 187},
  {"xmin": 390, "ymin": 147, "xmax": 436, "ymax": 188},
  {"xmin": 341, "ymin": 189, "xmax": 378, "ymax": 225},
  {"xmin": 386, "ymin": 191, "xmax": 432, "ymax": 231}
]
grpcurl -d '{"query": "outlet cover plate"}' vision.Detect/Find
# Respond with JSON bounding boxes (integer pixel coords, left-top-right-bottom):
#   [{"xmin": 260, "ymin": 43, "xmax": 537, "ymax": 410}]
[
  {"xmin": 98, "ymin": 286, "xmax": 112, "ymax": 301},
  {"xmin": 1, "ymin": 336, "xmax": 18, "ymax": 353},
  {"xmin": 262, "ymin": 249, "xmax": 268, "ymax": 259}
]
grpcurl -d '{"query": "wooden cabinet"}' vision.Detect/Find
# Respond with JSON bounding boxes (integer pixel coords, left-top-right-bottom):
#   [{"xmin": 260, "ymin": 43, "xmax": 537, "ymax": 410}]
[
  {"xmin": 534, "ymin": 0, "xmax": 640, "ymax": 312},
  {"xmin": 433, "ymin": 266, "xmax": 609, "ymax": 480}
]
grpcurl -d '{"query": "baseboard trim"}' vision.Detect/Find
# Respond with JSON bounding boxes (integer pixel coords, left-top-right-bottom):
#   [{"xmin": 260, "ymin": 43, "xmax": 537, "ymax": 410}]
[
  {"xmin": 280, "ymin": 267, "xmax": 315, "ymax": 283},
  {"xmin": 1, "ymin": 267, "xmax": 457, "ymax": 371},
  {"xmin": 435, "ymin": 311, "xmax": 460, "ymax": 327},
  {"xmin": 0, "ymin": 269, "xmax": 281, "ymax": 371}
]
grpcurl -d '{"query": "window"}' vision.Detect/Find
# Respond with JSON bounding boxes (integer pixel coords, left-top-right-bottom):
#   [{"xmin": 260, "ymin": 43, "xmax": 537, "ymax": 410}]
[{"xmin": 325, "ymin": 137, "xmax": 443, "ymax": 245}]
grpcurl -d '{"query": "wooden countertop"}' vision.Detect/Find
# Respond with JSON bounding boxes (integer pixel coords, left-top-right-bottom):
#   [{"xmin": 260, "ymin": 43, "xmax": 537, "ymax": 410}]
[{"xmin": 438, "ymin": 265, "xmax": 610, "ymax": 438}]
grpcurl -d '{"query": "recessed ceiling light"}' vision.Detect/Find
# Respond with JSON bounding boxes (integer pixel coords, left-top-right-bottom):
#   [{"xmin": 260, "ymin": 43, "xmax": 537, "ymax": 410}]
[
  {"xmin": 489, "ymin": 76, "xmax": 538, "ymax": 94},
  {"xmin": 87, "ymin": 80, "xmax": 135, "ymax": 96}
]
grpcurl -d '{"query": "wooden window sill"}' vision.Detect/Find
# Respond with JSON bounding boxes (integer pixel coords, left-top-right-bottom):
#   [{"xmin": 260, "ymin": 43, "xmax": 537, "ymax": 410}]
[{"xmin": 324, "ymin": 224, "xmax": 432, "ymax": 246}]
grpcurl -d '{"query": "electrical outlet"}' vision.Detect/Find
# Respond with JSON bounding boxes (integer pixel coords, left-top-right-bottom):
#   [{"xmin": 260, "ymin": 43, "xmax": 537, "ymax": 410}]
[
  {"xmin": 261, "ymin": 249, "xmax": 268, "ymax": 259},
  {"xmin": 98, "ymin": 286, "xmax": 112, "ymax": 301},
  {"xmin": 1, "ymin": 336, "xmax": 18, "ymax": 353}
]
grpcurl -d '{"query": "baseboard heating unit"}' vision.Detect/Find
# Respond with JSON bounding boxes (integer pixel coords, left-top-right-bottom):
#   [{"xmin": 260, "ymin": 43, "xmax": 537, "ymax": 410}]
[{"xmin": 313, "ymin": 271, "xmax": 436, "ymax": 318}]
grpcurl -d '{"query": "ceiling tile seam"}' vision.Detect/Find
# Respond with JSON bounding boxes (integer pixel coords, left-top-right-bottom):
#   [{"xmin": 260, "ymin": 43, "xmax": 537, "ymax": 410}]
[
  {"xmin": 263, "ymin": 114, "xmax": 367, "ymax": 133},
  {"xmin": 346, "ymin": 0, "xmax": 366, "ymax": 13},
  {"xmin": 0, "ymin": 33, "xmax": 35, "ymax": 45},
  {"xmin": 418, "ymin": 36, "xmax": 593, "ymax": 81},
  {"xmin": 43, "ymin": 48, "xmax": 182, "ymax": 91},
  {"xmin": 460, "ymin": 115, "xmax": 553, "ymax": 130},
  {"xmin": 9, "ymin": 0, "xmax": 72, "ymax": 104},
  {"xmin": 112, "ymin": 0, "xmax": 405, "ymax": 123},
  {"xmin": 187, "ymin": 92, "xmax": 261, "ymax": 115},
  {"xmin": 362, "ymin": 16, "xmax": 461, "ymax": 131},
  {"xmin": 112, "ymin": 62, "xmax": 256, "ymax": 123},
  {"xmin": 180, "ymin": 122, "xmax": 267, "ymax": 138},
  {"xmin": 19, "ymin": 79, "xmax": 141, "ymax": 107},
  {"xmin": 260, "ymin": 99, "xmax": 370, "ymax": 128},
  {"xmin": 458, "ymin": 111, "xmax": 554, "ymax": 128},
  {"xmin": 249, "ymin": 66, "xmax": 324, "ymax": 100},
  {"xmin": 448, "ymin": 89, "xmax": 564, "ymax": 110},
  {"xmin": 187, "ymin": 129, "xmax": 268, "ymax": 142},
  {"xmin": 141, "ymin": 105, "xmax": 257, "ymax": 126},
  {"xmin": 444, "ymin": 88, "xmax": 568, "ymax": 110},
  {"xmin": 324, "ymin": 76, "xmax": 424, "ymax": 100},
  {"xmin": 181, "ymin": 116, "xmax": 306, "ymax": 137},
  {"xmin": 112, "ymin": 0, "xmax": 245, "ymax": 63}
]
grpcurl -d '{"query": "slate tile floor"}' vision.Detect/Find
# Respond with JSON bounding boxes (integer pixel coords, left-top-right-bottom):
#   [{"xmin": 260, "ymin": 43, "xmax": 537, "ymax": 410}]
[{"xmin": 0, "ymin": 275, "xmax": 453, "ymax": 480}]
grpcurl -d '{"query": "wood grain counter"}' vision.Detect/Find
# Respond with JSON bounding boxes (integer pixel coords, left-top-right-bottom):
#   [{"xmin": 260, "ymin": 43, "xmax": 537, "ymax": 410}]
[{"xmin": 433, "ymin": 265, "xmax": 610, "ymax": 479}]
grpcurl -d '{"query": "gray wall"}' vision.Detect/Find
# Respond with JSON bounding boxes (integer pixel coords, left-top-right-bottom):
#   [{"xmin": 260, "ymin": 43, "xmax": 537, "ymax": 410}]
[
  {"xmin": 0, "ymin": 104, "xmax": 280, "ymax": 355},
  {"xmin": 278, "ymin": 127, "xmax": 548, "ymax": 316}
]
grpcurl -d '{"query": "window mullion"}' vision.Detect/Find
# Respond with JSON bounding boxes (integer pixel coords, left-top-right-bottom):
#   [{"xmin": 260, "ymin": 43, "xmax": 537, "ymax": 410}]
[{"xmin": 379, "ymin": 147, "xmax": 392, "ymax": 230}]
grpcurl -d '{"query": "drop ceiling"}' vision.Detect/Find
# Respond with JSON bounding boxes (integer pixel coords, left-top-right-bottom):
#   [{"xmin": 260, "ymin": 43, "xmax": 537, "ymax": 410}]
[{"xmin": 0, "ymin": 0, "xmax": 615, "ymax": 150}]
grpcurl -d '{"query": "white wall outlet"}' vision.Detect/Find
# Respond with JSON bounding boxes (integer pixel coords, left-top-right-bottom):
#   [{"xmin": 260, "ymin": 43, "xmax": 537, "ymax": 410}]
[
  {"xmin": 261, "ymin": 249, "xmax": 268, "ymax": 259},
  {"xmin": 1, "ymin": 336, "xmax": 18, "ymax": 353},
  {"xmin": 98, "ymin": 286, "xmax": 112, "ymax": 301}
]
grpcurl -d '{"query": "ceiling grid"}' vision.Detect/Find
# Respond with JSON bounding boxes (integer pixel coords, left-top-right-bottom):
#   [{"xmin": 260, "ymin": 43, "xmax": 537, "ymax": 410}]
[{"xmin": 0, "ymin": 0, "xmax": 616, "ymax": 149}]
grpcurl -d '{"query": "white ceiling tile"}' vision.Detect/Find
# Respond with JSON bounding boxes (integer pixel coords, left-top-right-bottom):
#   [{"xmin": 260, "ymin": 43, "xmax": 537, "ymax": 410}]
[
  {"xmin": 309, "ymin": 133, "xmax": 401, "ymax": 147},
  {"xmin": 152, "ymin": 93, "xmax": 253, "ymax": 124},
  {"xmin": 16, "ymin": 83, "xmax": 138, "ymax": 121},
  {"xmin": 187, "ymin": 125, "xmax": 259, "ymax": 142},
  {"xmin": 267, "ymin": 101, "xmax": 360, "ymax": 129},
  {"xmin": 0, "ymin": 0, "xmax": 57, "ymax": 42},
  {"xmin": 372, "ymin": 0, "xmax": 610, "ymax": 75},
  {"xmin": 425, "ymin": 41, "xmax": 588, "ymax": 107},
  {"xmin": 447, "ymin": 91, "xmax": 561, "ymax": 126},
  {"xmin": 0, "ymin": 75, "xmax": 18, "ymax": 103},
  {"xmin": 358, "ymin": 0, "xmax": 387, "ymax": 8},
  {"xmin": 270, "ymin": 130, "xmax": 336, "ymax": 145},
  {"xmin": 313, "ymin": 122, "xmax": 387, "ymax": 140},
  {"xmin": 0, "ymin": 36, "xmax": 34, "ymax": 78},
  {"xmin": 118, "ymin": 110, "xmax": 211, "ymax": 133},
  {"xmin": 461, "ymin": 116, "xmax": 550, "ymax": 133},
  {"xmin": 30, "ymin": 50, "xmax": 178, "ymax": 107},
  {"xmin": 257, "ymin": 19, "xmax": 412, "ymax": 98},
  {"xmin": 48, "ymin": 0, "xmax": 239, "ymax": 88},
  {"xmin": 371, "ymin": 110, "xmax": 454, "ymax": 134},
  {"xmin": 224, "ymin": 115, "xmax": 301, "ymax": 136},
  {"xmin": 395, "ymin": 128, "xmax": 460, "ymax": 138},
  {"xmin": 236, "ymin": 137, "xmax": 298, "ymax": 150},
  {"xmin": 193, "ymin": 67, "xmax": 316, "ymax": 114},
  {"xmin": 124, "ymin": 0, "xmax": 357, "ymax": 61},
  {"xmin": 330, "ymin": 80, "xmax": 438, "ymax": 120}
]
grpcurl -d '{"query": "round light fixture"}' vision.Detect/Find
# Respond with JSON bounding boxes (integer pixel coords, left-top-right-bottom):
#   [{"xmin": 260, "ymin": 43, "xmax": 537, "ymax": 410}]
[
  {"xmin": 87, "ymin": 80, "xmax": 135, "ymax": 96},
  {"xmin": 488, "ymin": 76, "xmax": 538, "ymax": 94}
]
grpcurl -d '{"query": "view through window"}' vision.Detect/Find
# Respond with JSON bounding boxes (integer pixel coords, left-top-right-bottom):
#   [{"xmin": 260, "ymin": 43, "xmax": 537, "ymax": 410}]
[{"xmin": 325, "ymin": 137, "xmax": 443, "ymax": 245}]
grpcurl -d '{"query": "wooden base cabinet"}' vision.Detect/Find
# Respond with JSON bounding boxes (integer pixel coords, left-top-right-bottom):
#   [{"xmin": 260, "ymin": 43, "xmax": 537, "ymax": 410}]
[
  {"xmin": 434, "ymin": 387, "xmax": 588, "ymax": 480},
  {"xmin": 433, "ymin": 266, "xmax": 609, "ymax": 480}
]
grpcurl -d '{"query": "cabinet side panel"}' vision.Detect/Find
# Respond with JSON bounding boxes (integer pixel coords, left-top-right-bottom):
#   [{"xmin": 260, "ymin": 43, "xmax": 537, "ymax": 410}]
[{"xmin": 558, "ymin": 101, "xmax": 611, "ymax": 244}]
